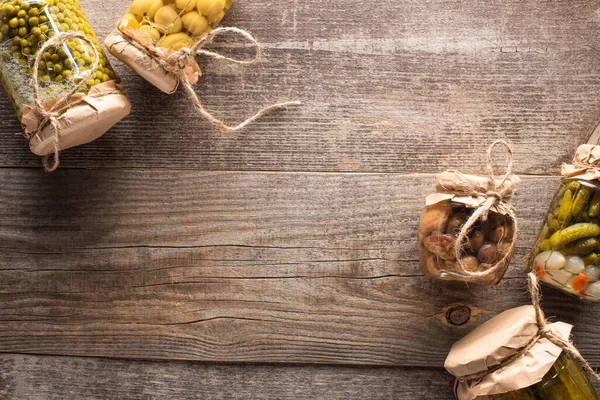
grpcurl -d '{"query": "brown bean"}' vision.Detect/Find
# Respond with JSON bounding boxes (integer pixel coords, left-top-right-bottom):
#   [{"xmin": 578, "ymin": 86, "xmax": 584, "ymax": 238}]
[
  {"xmin": 445, "ymin": 213, "xmax": 468, "ymax": 236},
  {"xmin": 457, "ymin": 256, "xmax": 479, "ymax": 272},
  {"xmin": 477, "ymin": 243, "xmax": 498, "ymax": 264},
  {"xmin": 489, "ymin": 225, "xmax": 507, "ymax": 242},
  {"xmin": 423, "ymin": 231, "xmax": 456, "ymax": 261},
  {"xmin": 465, "ymin": 230, "xmax": 484, "ymax": 253}
]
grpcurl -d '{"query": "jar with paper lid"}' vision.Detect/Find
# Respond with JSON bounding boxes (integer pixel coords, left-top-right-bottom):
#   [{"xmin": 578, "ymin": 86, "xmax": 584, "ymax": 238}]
[
  {"xmin": 0, "ymin": 0, "xmax": 130, "ymax": 162},
  {"xmin": 445, "ymin": 305, "xmax": 598, "ymax": 399},
  {"xmin": 105, "ymin": 0, "xmax": 234, "ymax": 95},
  {"xmin": 529, "ymin": 145, "xmax": 600, "ymax": 301},
  {"xmin": 418, "ymin": 141, "xmax": 520, "ymax": 285}
]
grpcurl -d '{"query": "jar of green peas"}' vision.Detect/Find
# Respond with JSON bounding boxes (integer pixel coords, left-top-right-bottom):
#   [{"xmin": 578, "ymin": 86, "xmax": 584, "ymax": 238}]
[{"xmin": 0, "ymin": 0, "xmax": 130, "ymax": 157}]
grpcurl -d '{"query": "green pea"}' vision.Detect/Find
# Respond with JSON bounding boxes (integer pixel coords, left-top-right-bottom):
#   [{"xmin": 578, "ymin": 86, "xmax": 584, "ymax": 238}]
[
  {"xmin": 28, "ymin": 8, "xmax": 39, "ymax": 17},
  {"xmin": 20, "ymin": 2, "xmax": 29, "ymax": 11},
  {"xmin": 54, "ymin": 75, "xmax": 63, "ymax": 82},
  {"xmin": 62, "ymin": 70, "xmax": 72, "ymax": 78},
  {"xmin": 39, "ymin": 15, "xmax": 47, "ymax": 23},
  {"xmin": 8, "ymin": 18, "xmax": 18, "ymax": 28},
  {"xmin": 17, "ymin": 9, "xmax": 26, "ymax": 18},
  {"xmin": 22, "ymin": 46, "xmax": 31, "ymax": 55},
  {"xmin": 53, "ymin": 63, "xmax": 62, "ymax": 72},
  {"xmin": 20, "ymin": 38, "xmax": 27, "ymax": 47},
  {"xmin": 1, "ymin": 25, "xmax": 9, "ymax": 34},
  {"xmin": 17, "ymin": 18, "xmax": 25, "ymax": 27},
  {"xmin": 50, "ymin": 53, "xmax": 59, "ymax": 62},
  {"xmin": 29, "ymin": 16, "xmax": 38, "ymax": 26}
]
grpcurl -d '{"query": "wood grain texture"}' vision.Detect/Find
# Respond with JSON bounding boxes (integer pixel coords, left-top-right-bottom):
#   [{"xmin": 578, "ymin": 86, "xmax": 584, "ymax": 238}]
[
  {"xmin": 2, "ymin": 169, "xmax": 600, "ymax": 368},
  {"xmin": 1, "ymin": 0, "xmax": 600, "ymax": 172},
  {"xmin": 0, "ymin": 354, "xmax": 456, "ymax": 400}
]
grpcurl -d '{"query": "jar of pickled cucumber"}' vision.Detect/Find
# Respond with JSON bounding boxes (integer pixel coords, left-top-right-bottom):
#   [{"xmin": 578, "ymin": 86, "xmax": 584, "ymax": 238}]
[
  {"xmin": 105, "ymin": 0, "xmax": 234, "ymax": 94},
  {"xmin": 529, "ymin": 145, "xmax": 600, "ymax": 301},
  {"xmin": 419, "ymin": 169, "xmax": 520, "ymax": 285},
  {"xmin": 445, "ymin": 305, "xmax": 599, "ymax": 400},
  {"xmin": 0, "ymin": 0, "xmax": 131, "ymax": 158}
]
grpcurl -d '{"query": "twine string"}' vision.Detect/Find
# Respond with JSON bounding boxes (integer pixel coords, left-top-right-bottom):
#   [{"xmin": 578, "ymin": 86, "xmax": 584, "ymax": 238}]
[
  {"xmin": 452, "ymin": 140, "xmax": 519, "ymax": 279},
  {"xmin": 119, "ymin": 25, "xmax": 300, "ymax": 132},
  {"xmin": 30, "ymin": 32, "xmax": 100, "ymax": 172}
]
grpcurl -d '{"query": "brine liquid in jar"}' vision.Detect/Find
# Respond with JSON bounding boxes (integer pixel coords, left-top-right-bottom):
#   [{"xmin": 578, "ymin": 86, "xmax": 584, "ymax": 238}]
[
  {"xmin": 529, "ymin": 179, "xmax": 600, "ymax": 301},
  {"xmin": 0, "ymin": 0, "xmax": 118, "ymax": 119}
]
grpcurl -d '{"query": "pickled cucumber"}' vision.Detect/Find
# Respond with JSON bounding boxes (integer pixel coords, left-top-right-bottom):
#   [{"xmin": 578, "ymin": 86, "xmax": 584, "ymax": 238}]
[
  {"xmin": 0, "ymin": 0, "xmax": 117, "ymax": 118},
  {"xmin": 547, "ymin": 223, "xmax": 600, "ymax": 248},
  {"xmin": 555, "ymin": 189, "xmax": 573, "ymax": 225},
  {"xmin": 556, "ymin": 238, "xmax": 599, "ymax": 256},
  {"xmin": 583, "ymin": 252, "xmax": 598, "ymax": 265},
  {"xmin": 589, "ymin": 191, "xmax": 600, "ymax": 217},
  {"xmin": 120, "ymin": 0, "xmax": 234, "ymax": 50},
  {"xmin": 572, "ymin": 186, "xmax": 592, "ymax": 217}
]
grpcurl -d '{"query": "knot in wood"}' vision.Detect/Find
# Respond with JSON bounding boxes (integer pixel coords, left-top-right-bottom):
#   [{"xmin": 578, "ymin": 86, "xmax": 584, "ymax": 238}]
[{"xmin": 445, "ymin": 305, "xmax": 472, "ymax": 326}]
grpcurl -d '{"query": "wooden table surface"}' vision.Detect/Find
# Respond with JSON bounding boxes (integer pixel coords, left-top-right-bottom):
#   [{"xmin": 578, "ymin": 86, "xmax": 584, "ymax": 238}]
[{"xmin": 2, "ymin": 0, "xmax": 600, "ymax": 398}]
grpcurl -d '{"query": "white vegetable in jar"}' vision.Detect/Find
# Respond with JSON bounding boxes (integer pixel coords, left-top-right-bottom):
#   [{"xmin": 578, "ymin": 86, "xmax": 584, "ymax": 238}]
[
  {"xmin": 534, "ymin": 251, "xmax": 566, "ymax": 271},
  {"xmin": 564, "ymin": 256, "xmax": 585, "ymax": 274},
  {"xmin": 584, "ymin": 265, "xmax": 600, "ymax": 281}
]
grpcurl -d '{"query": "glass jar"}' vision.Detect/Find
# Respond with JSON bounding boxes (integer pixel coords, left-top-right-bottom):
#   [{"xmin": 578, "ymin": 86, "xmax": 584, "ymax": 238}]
[
  {"xmin": 106, "ymin": 0, "xmax": 234, "ymax": 94},
  {"xmin": 445, "ymin": 305, "xmax": 598, "ymax": 400},
  {"xmin": 0, "ymin": 0, "xmax": 130, "ymax": 156},
  {"xmin": 529, "ymin": 179, "xmax": 600, "ymax": 301},
  {"xmin": 418, "ymin": 200, "xmax": 514, "ymax": 285},
  {"xmin": 489, "ymin": 352, "xmax": 598, "ymax": 399}
]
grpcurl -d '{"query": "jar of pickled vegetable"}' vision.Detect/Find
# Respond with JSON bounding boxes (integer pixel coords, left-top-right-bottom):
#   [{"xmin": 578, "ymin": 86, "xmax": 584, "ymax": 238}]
[
  {"xmin": 418, "ymin": 141, "xmax": 521, "ymax": 286},
  {"xmin": 445, "ymin": 305, "xmax": 599, "ymax": 400},
  {"xmin": 105, "ymin": 0, "xmax": 234, "ymax": 94},
  {"xmin": 529, "ymin": 145, "xmax": 600, "ymax": 301},
  {"xmin": 0, "ymin": 0, "xmax": 131, "ymax": 162}
]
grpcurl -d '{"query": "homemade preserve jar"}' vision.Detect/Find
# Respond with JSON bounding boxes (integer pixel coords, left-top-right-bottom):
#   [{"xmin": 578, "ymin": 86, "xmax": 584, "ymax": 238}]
[
  {"xmin": 0, "ymin": 0, "xmax": 130, "ymax": 157},
  {"xmin": 105, "ymin": 0, "xmax": 234, "ymax": 94},
  {"xmin": 529, "ymin": 145, "xmax": 600, "ymax": 301},
  {"xmin": 418, "ymin": 170, "xmax": 520, "ymax": 285},
  {"xmin": 445, "ymin": 305, "xmax": 599, "ymax": 400}
]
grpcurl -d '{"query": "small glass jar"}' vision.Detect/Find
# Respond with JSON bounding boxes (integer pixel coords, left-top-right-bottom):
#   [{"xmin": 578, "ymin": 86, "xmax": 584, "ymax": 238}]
[
  {"xmin": 489, "ymin": 352, "xmax": 598, "ymax": 399},
  {"xmin": 418, "ymin": 200, "xmax": 514, "ymax": 285},
  {"xmin": 0, "ymin": 0, "xmax": 130, "ymax": 156},
  {"xmin": 106, "ymin": 0, "xmax": 234, "ymax": 94},
  {"xmin": 529, "ymin": 178, "xmax": 600, "ymax": 301},
  {"xmin": 445, "ymin": 305, "xmax": 598, "ymax": 400}
]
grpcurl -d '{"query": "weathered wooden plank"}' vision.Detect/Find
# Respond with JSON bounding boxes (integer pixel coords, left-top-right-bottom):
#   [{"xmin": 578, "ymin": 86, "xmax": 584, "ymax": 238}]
[
  {"xmin": 2, "ymin": 169, "xmax": 600, "ymax": 367},
  {"xmin": 1, "ymin": 0, "xmax": 600, "ymax": 172},
  {"xmin": 0, "ymin": 354, "xmax": 456, "ymax": 400}
]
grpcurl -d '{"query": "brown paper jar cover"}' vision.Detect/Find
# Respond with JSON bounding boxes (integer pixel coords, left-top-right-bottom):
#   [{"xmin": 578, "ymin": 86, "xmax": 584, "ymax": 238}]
[
  {"xmin": 445, "ymin": 305, "xmax": 574, "ymax": 399},
  {"xmin": 528, "ymin": 144, "xmax": 600, "ymax": 301},
  {"xmin": 418, "ymin": 171, "xmax": 520, "ymax": 285},
  {"xmin": 0, "ymin": 0, "xmax": 131, "ymax": 156},
  {"xmin": 105, "ymin": 0, "xmax": 235, "ymax": 94}
]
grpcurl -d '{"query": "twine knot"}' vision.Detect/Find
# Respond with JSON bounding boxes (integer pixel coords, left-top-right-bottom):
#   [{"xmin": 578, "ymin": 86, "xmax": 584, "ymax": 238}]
[
  {"xmin": 120, "ymin": 25, "xmax": 301, "ymax": 133},
  {"xmin": 452, "ymin": 140, "xmax": 520, "ymax": 279},
  {"xmin": 26, "ymin": 31, "xmax": 100, "ymax": 172}
]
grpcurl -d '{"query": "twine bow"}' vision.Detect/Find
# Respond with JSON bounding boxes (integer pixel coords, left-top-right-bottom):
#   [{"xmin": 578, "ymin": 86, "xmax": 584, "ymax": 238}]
[
  {"xmin": 451, "ymin": 140, "xmax": 520, "ymax": 279},
  {"xmin": 124, "ymin": 26, "xmax": 300, "ymax": 133},
  {"xmin": 459, "ymin": 272, "xmax": 600, "ymax": 384},
  {"xmin": 25, "ymin": 32, "xmax": 100, "ymax": 172}
]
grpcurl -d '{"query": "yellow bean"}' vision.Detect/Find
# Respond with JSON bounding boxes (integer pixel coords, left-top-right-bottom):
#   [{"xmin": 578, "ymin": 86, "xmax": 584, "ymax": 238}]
[
  {"xmin": 158, "ymin": 32, "xmax": 194, "ymax": 49},
  {"xmin": 181, "ymin": 11, "xmax": 208, "ymax": 36},
  {"xmin": 207, "ymin": 9, "xmax": 225, "ymax": 25},
  {"xmin": 196, "ymin": 0, "xmax": 225, "ymax": 17},
  {"xmin": 176, "ymin": 0, "xmax": 196, "ymax": 12},
  {"xmin": 139, "ymin": 24, "xmax": 161, "ymax": 40},
  {"xmin": 130, "ymin": 0, "xmax": 156, "ymax": 16},
  {"xmin": 147, "ymin": 0, "xmax": 165, "ymax": 19},
  {"xmin": 121, "ymin": 13, "xmax": 140, "ymax": 29},
  {"xmin": 154, "ymin": 6, "xmax": 182, "ymax": 33}
]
